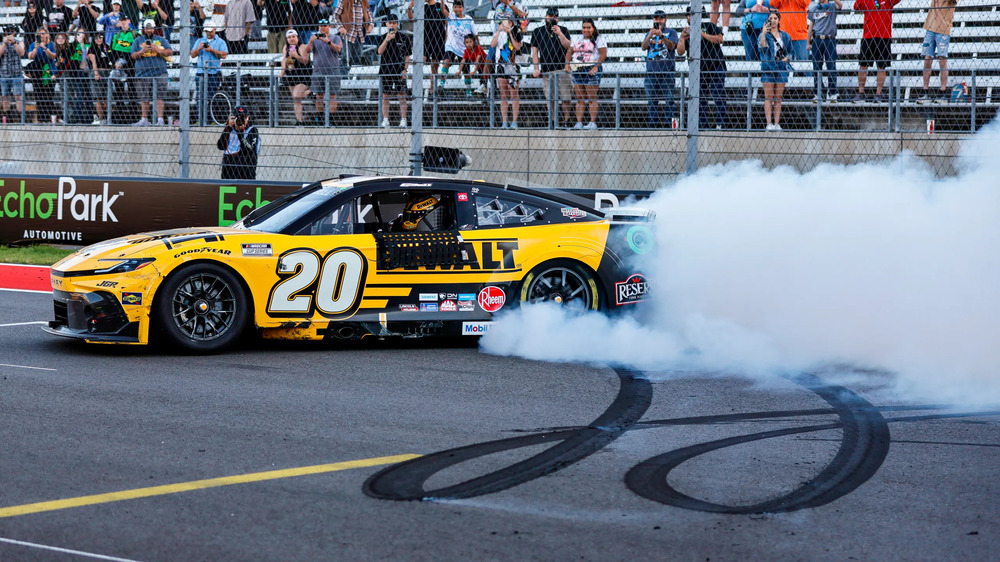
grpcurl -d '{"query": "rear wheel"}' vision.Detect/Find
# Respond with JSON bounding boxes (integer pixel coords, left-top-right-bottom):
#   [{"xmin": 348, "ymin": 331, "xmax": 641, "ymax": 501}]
[
  {"xmin": 155, "ymin": 263, "xmax": 249, "ymax": 353},
  {"xmin": 519, "ymin": 261, "xmax": 601, "ymax": 311}
]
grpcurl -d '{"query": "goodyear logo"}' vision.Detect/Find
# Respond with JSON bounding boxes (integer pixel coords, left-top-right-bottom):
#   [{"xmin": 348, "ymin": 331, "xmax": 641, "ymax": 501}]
[{"xmin": 121, "ymin": 292, "xmax": 143, "ymax": 305}]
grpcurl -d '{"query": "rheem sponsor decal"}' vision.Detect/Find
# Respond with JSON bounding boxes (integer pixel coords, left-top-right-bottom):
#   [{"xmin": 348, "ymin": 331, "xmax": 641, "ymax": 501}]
[
  {"xmin": 478, "ymin": 286, "xmax": 505, "ymax": 312},
  {"xmin": 615, "ymin": 273, "xmax": 649, "ymax": 306},
  {"xmin": 462, "ymin": 322, "xmax": 492, "ymax": 335}
]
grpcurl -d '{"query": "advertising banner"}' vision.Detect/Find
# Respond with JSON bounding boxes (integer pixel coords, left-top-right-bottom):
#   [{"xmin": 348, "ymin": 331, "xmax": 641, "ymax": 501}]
[{"xmin": 0, "ymin": 175, "xmax": 650, "ymax": 246}]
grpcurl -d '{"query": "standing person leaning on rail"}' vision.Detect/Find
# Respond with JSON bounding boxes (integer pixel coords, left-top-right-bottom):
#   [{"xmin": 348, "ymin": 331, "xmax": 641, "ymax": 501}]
[
  {"xmin": 807, "ymin": 0, "xmax": 840, "ymax": 102},
  {"xmin": 0, "ymin": 26, "xmax": 25, "ymax": 124},
  {"xmin": 678, "ymin": 6, "xmax": 728, "ymax": 129},
  {"xmin": 531, "ymin": 7, "xmax": 571, "ymax": 128},
  {"xmin": 758, "ymin": 10, "xmax": 791, "ymax": 130},
  {"xmin": 491, "ymin": 16, "xmax": 522, "ymax": 129},
  {"xmin": 920, "ymin": 0, "xmax": 957, "ymax": 103},
  {"xmin": 217, "ymin": 105, "xmax": 260, "ymax": 179},
  {"xmin": 641, "ymin": 9, "xmax": 677, "ymax": 128}
]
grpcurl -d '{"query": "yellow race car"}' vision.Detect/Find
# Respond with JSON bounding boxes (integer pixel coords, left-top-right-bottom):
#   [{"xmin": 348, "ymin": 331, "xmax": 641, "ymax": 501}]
[{"xmin": 46, "ymin": 176, "xmax": 653, "ymax": 353}]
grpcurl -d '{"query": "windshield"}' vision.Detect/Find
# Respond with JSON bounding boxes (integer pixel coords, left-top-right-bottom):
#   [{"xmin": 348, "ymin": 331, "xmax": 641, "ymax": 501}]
[{"xmin": 241, "ymin": 182, "xmax": 351, "ymax": 233}]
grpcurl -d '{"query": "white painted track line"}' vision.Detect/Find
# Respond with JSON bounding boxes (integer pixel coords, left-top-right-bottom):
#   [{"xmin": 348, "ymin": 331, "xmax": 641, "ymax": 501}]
[{"xmin": 0, "ymin": 536, "xmax": 142, "ymax": 562}]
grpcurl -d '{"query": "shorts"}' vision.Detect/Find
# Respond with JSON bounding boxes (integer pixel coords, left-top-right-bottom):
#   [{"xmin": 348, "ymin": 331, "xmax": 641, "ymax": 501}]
[
  {"xmin": 134, "ymin": 74, "xmax": 169, "ymax": 102},
  {"xmin": 495, "ymin": 61, "xmax": 520, "ymax": 87},
  {"xmin": 859, "ymin": 37, "xmax": 892, "ymax": 68},
  {"xmin": 761, "ymin": 60, "xmax": 788, "ymax": 84},
  {"xmin": 541, "ymin": 70, "xmax": 573, "ymax": 101},
  {"xmin": 89, "ymin": 70, "xmax": 109, "ymax": 99},
  {"xmin": 381, "ymin": 73, "xmax": 407, "ymax": 94},
  {"xmin": 311, "ymin": 72, "xmax": 342, "ymax": 96},
  {"xmin": 921, "ymin": 30, "xmax": 950, "ymax": 58},
  {"xmin": 0, "ymin": 76, "xmax": 23, "ymax": 97},
  {"xmin": 425, "ymin": 39, "xmax": 445, "ymax": 61},
  {"xmin": 443, "ymin": 51, "xmax": 463, "ymax": 64},
  {"xmin": 572, "ymin": 65, "xmax": 601, "ymax": 86}
]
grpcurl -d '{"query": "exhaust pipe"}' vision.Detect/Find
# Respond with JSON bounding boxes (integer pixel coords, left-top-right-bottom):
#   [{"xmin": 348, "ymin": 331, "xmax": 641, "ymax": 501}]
[{"xmin": 333, "ymin": 325, "xmax": 357, "ymax": 340}]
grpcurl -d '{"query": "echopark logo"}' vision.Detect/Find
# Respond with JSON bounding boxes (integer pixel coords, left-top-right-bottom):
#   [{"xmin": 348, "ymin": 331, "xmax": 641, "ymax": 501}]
[{"xmin": 478, "ymin": 286, "xmax": 505, "ymax": 312}]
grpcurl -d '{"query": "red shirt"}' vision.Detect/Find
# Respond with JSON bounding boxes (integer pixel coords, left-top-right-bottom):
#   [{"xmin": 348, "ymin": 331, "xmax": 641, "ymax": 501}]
[
  {"xmin": 854, "ymin": 0, "xmax": 901, "ymax": 39},
  {"xmin": 463, "ymin": 44, "xmax": 486, "ymax": 63}
]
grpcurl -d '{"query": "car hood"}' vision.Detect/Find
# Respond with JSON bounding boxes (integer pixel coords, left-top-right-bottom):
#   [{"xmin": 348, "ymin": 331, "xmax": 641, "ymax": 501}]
[{"xmin": 52, "ymin": 227, "xmax": 253, "ymax": 273}]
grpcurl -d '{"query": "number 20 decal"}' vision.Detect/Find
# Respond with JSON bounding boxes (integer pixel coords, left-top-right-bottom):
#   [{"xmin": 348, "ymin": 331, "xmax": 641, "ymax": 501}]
[{"xmin": 267, "ymin": 248, "xmax": 368, "ymax": 317}]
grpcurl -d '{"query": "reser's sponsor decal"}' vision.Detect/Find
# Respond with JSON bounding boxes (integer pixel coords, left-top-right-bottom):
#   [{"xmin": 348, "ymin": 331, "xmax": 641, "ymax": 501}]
[
  {"xmin": 440, "ymin": 300, "xmax": 457, "ymax": 312},
  {"xmin": 0, "ymin": 177, "xmax": 122, "ymax": 222},
  {"xmin": 121, "ymin": 292, "xmax": 143, "ymax": 305},
  {"xmin": 420, "ymin": 303, "xmax": 438, "ymax": 312},
  {"xmin": 457, "ymin": 300, "xmax": 475, "ymax": 312},
  {"xmin": 478, "ymin": 286, "xmax": 505, "ymax": 313},
  {"xmin": 462, "ymin": 322, "xmax": 492, "ymax": 335},
  {"xmin": 399, "ymin": 304, "xmax": 418, "ymax": 312},
  {"xmin": 241, "ymin": 243, "xmax": 272, "ymax": 257},
  {"xmin": 418, "ymin": 293, "xmax": 438, "ymax": 302},
  {"xmin": 615, "ymin": 273, "xmax": 649, "ymax": 306},
  {"xmin": 175, "ymin": 247, "xmax": 233, "ymax": 258}
]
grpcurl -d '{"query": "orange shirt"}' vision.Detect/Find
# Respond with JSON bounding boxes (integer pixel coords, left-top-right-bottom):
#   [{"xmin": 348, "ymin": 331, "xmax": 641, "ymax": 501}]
[{"xmin": 771, "ymin": 0, "xmax": 810, "ymax": 41}]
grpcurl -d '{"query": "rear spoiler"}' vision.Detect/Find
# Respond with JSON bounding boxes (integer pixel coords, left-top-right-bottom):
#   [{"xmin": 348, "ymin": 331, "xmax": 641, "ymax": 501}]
[{"xmin": 605, "ymin": 207, "xmax": 655, "ymax": 224}]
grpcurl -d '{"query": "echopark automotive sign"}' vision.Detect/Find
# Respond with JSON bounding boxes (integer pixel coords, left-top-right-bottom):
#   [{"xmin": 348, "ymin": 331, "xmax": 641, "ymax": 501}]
[{"xmin": 0, "ymin": 175, "xmax": 649, "ymax": 245}]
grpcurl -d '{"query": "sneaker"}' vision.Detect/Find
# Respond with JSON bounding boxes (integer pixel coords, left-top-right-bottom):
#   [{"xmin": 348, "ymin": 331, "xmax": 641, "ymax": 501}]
[
  {"xmin": 585, "ymin": 122, "xmax": 598, "ymax": 130},
  {"xmin": 465, "ymin": 89, "xmax": 472, "ymax": 98},
  {"xmin": 811, "ymin": 95, "xmax": 821, "ymax": 103},
  {"xmin": 399, "ymin": 118, "xmax": 407, "ymax": 127},
  {"xmin": 91, "ymin": 117, "xmax": 100, "ymax": 125},
  {"xmin": 573, "ymin": 122, "xmax": 583, "ymax": 129},
  {"xmin": 774, "ymin": 124, "xmax": 782, "ymax": 131},
  {"xmin": 295, "ymin": 121, "xmax": 304, "ymax": 128},
  {"xmin": 828, "ymin": 93, "xmax": 839, "ymax": 103},
  {"xmin": 381, "ymin": 118, "xmax": 390, "ymax": 128},
  {"xmin": 765, "ymin": 123, "xmax": 776, "ymax": 131},
  {"xmin": 131, "ymin": 118, "xmax": 150, "ymax": 127},
  {"xmin": 156, "ymin": 117, "xmax": 165, "ymax": 126},
  {"xmin": 475, "ymin": 85, "xmax": 487, "ymax": 95},
  {"xmin": 873, "ymin": 93, "xmax": 886, "ymax": 103},
  {"xmin": 852, "ymin": 92, "xmax": 864, "ymax": 103},
  {"xmin": 438, "ymin": 78, "xmax": 446, "ymax": 89},
  {"xmin": 510, "ymin": 122, "xmax": 518, "ymax": 129},
  {"xmin": 917, "ymin": 90, "xmax": 930, "ymax": 103},
  {"xmin": 716, "ymin": 125, "xmax": 723, "ymax": 130},
  {"xmin": 500, "ymin": 121, "xmax": 509, "ymax": 129}
]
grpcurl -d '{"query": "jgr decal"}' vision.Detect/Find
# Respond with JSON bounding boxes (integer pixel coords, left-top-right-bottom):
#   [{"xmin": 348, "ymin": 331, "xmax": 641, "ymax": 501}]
[
  {"xmin": 615, "ymin": 274, "xmax": 648, "ymax": 306},
  {"xmin": 266, "ymin": 248, "xmax": 367, "ymax": 318}
]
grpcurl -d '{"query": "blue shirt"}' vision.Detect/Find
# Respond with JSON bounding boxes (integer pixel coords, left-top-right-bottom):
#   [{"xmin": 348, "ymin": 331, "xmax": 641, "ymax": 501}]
[
  {"xmin": 744, "ymin": 0, "xmax": 774, "ymax": 30},
  {"xmin": 132, "ymin": 35, "xmax": 169, "ymax": 77},
  {"xmin": 194, "ymin": 36, "xmax": 228, "ymax": 74},
  {"xmin": 28, "ymin": 42, "xmax": 56, "ymax": 71},
  {"xmin": 97, "ymin": 12, "xmax": 124, "ymax": 45},
  {"xmin": 645, "ymin": 28, "xmax": 678, "ymax": 65},
  {"xmin": 760, "ymin": 30, "xmax": 792, "ymax": 62}
]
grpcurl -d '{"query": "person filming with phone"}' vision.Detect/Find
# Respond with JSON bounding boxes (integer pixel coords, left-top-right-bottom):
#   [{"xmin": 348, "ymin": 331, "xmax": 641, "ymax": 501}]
[{"xmin": 758, "ymin": 10, "xmax": 791, "ymax": 130}]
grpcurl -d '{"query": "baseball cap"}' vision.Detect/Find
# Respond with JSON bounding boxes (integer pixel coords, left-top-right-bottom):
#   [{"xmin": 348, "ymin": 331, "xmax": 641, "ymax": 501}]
[
  {"xmin": 545, "ymin": 7, "xmax": 558, "ymax": 16},
  {"xmin": 121, "ymin": 14, "xmax": 130, "ymax": 19},
  {"xmin": 653, "ymin": 9, "xmax": 666, "ymax": 17},
  {"xmin": 318, "ymin": 18, "xmax": 330, "ymax": 25},
  {"xmin": 204, "ymin": 24, "xmax": 217, "ymax": 32},
  {"xmin": 386, "ymin": 13, "xmax": 399, "ymax": 22},
  {"xmin": 111, "ymin": 0, "xmax": 120, "ymax": 4},
  {"xmin": 143, "ymin": 19, "xmax": 155, "ymax": 28},
  {"xmin": 231, "ymin": 105, "xmax": 249, "ymax": 118},
  {"xmin": 285, "ymin": 28, "xmax": 298, "ymax": 37}
]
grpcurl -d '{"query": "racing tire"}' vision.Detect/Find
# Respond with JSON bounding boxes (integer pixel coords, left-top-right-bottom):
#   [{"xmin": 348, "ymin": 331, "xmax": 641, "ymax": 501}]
[
  {"xmin": 518, "ymin": 260, "xmax": 602, "ymax": 311},
  {"xmin": 155, "ymin": 263, "xmax": 250, "ymax": 353}
]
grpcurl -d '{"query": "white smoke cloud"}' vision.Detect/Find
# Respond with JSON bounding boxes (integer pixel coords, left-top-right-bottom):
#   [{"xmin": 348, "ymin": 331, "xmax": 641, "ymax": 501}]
[{"xmin": 481, "ymin": 120, "xmax": 1000, "ymax": 405}]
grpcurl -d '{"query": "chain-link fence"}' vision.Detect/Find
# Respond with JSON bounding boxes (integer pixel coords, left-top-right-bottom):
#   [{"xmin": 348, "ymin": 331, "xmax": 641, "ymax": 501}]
[{"xmin": 0, "ymin": 0, "xmax": 994, "ymax": 188}]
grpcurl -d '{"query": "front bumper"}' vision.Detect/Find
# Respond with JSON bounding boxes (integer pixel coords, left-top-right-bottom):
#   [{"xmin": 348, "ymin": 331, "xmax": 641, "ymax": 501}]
[{"xmin": 43, "ymin": 289, "xmax": 141, "ymax": 343}]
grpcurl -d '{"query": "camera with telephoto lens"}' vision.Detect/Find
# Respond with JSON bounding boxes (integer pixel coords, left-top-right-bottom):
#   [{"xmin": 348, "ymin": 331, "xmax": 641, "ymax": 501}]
[{"xmin": 316, "ymin": 32, "xmax": 325, "ymax": 38}]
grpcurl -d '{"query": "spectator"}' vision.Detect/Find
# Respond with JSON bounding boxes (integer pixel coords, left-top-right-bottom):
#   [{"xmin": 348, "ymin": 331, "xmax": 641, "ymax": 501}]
[
  {"xmin": 491, "ymin": 16, "xmax": 521, "ymax": 128},
  {"xmin": 0, "ymin": 26, "xmax": 25, "ymax": 124},
  {"xmin": 225, "ymin": 0, "xmax": 256, "ymax": 54},
  {"xmin": 710, "ymin": 0, "xmax": 731, "ymax": 32},
  {"xmin": 46, "ymin": 0, "xmax": 74, "ymax": 34},
  {"xmin": 461, "ymin": 32, "xmax": 488, "ymax": 96},
  {"xmin": 807, "ymin": 0, "xmax": 840, "ymax": 102},
  {"xmin": 159, "ymin": 0, "xmax": 175, "ymax": 41},
  {"xmin": 52, "ymin": 31, "xmax": 72, "ymax": 121},
  {"xmin": 280, "ymin": 28, "xmax": 311, "ymax": 126},
  {"xmin": 920, "ymin": 0, "xmax": 957, "ymax": 102},
  {"xmin": 140, "ymin": 0, "xmax": 168, "ymax": 37},
  {"xmin": 130, "ymin": 18, "xmax": 173, "ymax": 126},
  {"xmin": 74, "ymin": 0, "xmax": 101, "ymax": 34},
  {"xmin": 117, "ymin": 0, "xmax": 143, "ymax": 29},
  {"xmin": 251, "ymin": 0, "xmax": 264, "ymax": 41},
  {"xmin": 192, "ymin": 23, "xmax": 228, "ymax": 124},
  {"xmin": 88, "ymin": 31, "xmax": 112, "ymax": 123},
  {"xmin": 97, "ymin": 0, "xmax": 125, "ymax": 44},
  {"xmin": 333, "ymin": 0, "xmax": 372, "ymax": 67},
  {"xmin": 488, "ymin": 0, "xmax": 525, "ymax": 64},
  {"xmin": 110, "ymin": 14, "xmax": 137, "ymax": 73},
  {"xmin": 770, "ymin": 0, "xmax": 809, "ymax": 66},
  {"xmin": 758, "ymin": 10, "xmax": 790, "ymax": 130},
  {"xmin": 441, "ymin": 0, "xmax": 474, "ymax": 90},
  {"xmin": 291, "ymin": 0, "xmax": 320, "ymax": 45},
  {"xmin": 678, "ymin": 6, "xmax": 729, "ymax": 129},
  {"xmin": 641, "ymin": 9, "xmax": 677, "ymax": 128},
  {"xmin": 302, "ymin": 18, "xmax": 342, "ymax": 122},
  {"xmin": 407, "ymin": 0, "xmax": 447, "ymax": 96},
  {"xmin": 263, "ymin": 0, "xmax": 291, "ymax": 54},
  {"xmin": 566, "ymin": 18, "xmax": 605, "ymax": 130},
  {"xmin": 21, "ymin": 3, "xmax": 45, "ymax": 48},
  {"xmin": 377, "ymin": 13, "xmax": 410, "ymax": 128},
  {"xmin": 741, "ymin": 0, "xmax": 772, "ymax": 61},
  {"xmin": 68, "ymin": 31, "xmax": 94, "ymax": 123},
  {"xmin": 217, "ymin": 105, "xmax": 260, "ymax": 179},
  {"xmin": 853, "ymin": 0, "xmax": 898, "ymax": 102},
  {"xmin": 189, "ymin": 0, "xmax": 207, "ymax": 43},
  {"xmin": 27, "ymin": 28, "xmax": 57, "ymax": 123},
  {"xmin": 531, "ymin": 7, "xmax": 571, "ymax": 128}
]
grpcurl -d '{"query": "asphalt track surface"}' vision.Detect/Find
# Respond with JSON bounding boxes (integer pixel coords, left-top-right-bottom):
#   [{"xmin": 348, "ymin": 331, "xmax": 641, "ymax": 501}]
[{"xmin": 1, "ymin": 288, "xmax": 999, "ymax": 560}]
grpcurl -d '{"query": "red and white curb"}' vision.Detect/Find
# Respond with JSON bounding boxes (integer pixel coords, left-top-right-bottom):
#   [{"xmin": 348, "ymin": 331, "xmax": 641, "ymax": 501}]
[{"xmin": 0, "ymin": 264, "xmax": 52, "ymax": 293}]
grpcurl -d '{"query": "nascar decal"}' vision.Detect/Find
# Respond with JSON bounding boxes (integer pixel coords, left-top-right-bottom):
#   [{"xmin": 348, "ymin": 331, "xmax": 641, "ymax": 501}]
[
  {"xmin": 615, "ymin": 273, "xmax": 648, "ymax": 306},
  {"xmin": 478, "ymin": 286, "xmax": 505, "ymax": 312},
  {"xmin": 266, "ymin": 247, "xmax": 367, "ymax": 318},
  {"xmin": 462, "ymin": 322, "xmax": 492, "ymax": 335},
  {"xmin": 121, "ymin": 292, "xmax": 143, "ymax": 305},
  {"xmin": 241, "ymin": 243, "xmax": 273, "ymax": 257}
]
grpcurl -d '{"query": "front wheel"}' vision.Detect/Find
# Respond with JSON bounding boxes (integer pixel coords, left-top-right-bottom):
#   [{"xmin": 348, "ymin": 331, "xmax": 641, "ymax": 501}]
[
  {"xmin": 519, "ymin": 261, "xmax": 601, "ymax": 311},
  {"xmin": 155, "ymin": 263, "xmax": 249, "ymax": 353}
]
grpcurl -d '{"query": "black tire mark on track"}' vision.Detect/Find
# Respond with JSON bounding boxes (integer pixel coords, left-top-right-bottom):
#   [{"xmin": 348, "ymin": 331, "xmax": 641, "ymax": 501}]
[
  {"xmin": 363, "ymin": 368, "xmax": 652, "ymax": 500},
  {"xmin": 624, "ymin": 372, "xmax": 891, "ymax": 513}
]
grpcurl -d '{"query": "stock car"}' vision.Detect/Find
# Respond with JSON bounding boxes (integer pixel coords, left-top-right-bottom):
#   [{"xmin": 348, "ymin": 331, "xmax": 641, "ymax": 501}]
[{"xmin": 45, "ymin": 176, "xmax": 654, "ymax": 352}]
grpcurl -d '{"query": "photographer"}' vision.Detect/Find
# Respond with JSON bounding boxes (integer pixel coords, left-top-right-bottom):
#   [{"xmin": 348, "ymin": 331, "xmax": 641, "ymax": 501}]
[
  {"xmin": 678, "ymin": 6, "xmax": 728, "ymax": 129},
  {"xmin": 0, "ymin": 26, "xmax": 25, "ymax": 123},
  {"xmin": 640, "ymin": 9, "xmax": 677, "ymax": 128},
  {"xmin": 758, "ymin": 10, "xmax": 791, "ymax": 130},
  {"xmin": 531, "ymin": 7, "xmax": 571, "ymax": 127},
  {"xmin": 217, "ymin": 105, "xmax": 260, "ymax": 179}
]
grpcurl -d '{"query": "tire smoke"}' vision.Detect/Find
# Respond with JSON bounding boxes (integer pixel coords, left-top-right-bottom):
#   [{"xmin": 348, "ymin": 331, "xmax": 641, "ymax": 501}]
[{"xmin": 481, "ymin": 121, "xmax": 1000, "ymax": 405}]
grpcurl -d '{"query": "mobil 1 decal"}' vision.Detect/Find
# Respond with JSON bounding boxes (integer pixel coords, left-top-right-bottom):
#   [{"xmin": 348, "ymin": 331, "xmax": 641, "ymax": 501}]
[
  {"xmin": 615, "ymin": 273, "xmax": 649, "ymax": 306},
  {"xmin": 266, "ymin": 247, "xmax": 368, "ymax": 318}
]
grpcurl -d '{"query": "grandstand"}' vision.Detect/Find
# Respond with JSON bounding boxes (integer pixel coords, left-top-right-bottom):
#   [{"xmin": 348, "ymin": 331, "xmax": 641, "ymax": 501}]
[{"xmin": 0, "ymin": 0, "xmax": 997, "ymax": 131}]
